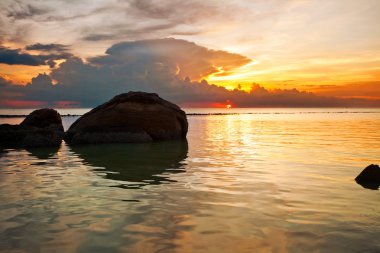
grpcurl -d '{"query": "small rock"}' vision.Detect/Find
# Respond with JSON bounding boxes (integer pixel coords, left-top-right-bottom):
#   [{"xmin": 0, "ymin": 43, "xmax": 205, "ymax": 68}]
[
  {"xmin": 21, "ymin": 108, "xmax": 64, "ymax": 132},
  {"xmin": 355, "ymin": 164, "xmax": 380, "ymax": 190},
  {"xmin": 0, "ymin": 108, "xmax": 64, "ymax": 148}
]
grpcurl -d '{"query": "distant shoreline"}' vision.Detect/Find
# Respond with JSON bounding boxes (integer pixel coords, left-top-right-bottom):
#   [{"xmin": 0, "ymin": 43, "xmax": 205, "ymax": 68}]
[{"xmin": 1, "ymin": 111, "xmax": 380, "ymax": 118}]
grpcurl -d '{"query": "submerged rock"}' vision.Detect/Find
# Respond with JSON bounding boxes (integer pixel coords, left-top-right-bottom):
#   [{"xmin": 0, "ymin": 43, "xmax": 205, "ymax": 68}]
[
  {"xmin": 355, "ymin": 164, "xmax": 380, "ymax": 190},
  {"xmin": 65, "ymin": 92, "xmax": 188, "ymax": 145},
  {"xmin": 0, "ymin": 108, "xmax": 64, "ymax": 148}
]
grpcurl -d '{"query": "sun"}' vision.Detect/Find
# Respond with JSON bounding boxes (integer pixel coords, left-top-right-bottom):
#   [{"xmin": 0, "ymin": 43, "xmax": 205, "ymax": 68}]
[{"xmin": 226, "ymin": 100, "xmax": 232, "ymax": 109}]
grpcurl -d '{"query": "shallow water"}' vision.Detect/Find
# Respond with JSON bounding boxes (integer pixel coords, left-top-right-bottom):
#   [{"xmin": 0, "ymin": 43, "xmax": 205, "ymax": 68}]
[{"xmin": 1, "ymin": 108, "xmax": 380, "ymax": 253}]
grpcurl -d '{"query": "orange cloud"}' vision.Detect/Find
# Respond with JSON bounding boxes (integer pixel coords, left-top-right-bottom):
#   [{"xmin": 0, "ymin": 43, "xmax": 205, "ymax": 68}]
[
  {"xmin": 306, "ymin": 82, "xmax": 380, "ymax": 100},
  {"xmin": 0, "ymin": 63, "xmax": 51, "ymax": 84}
]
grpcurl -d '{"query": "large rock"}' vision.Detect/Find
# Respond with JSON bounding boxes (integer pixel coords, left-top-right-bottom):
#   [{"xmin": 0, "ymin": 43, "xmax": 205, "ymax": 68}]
[
  {"xmin": 355, "ymin": 164, "xmax": 380, "ymax": 190},
  {"xmin": 65, "ymin": 92, "xmax": 188, "ymax": 145},
  {"xmin": 0, "ymin": 108, "xmax": 64, "ymax": 148}
]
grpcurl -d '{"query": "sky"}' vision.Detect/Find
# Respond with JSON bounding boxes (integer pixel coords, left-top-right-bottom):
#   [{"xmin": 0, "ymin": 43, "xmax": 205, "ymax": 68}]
[{"xmin": 0, "ymin": 0, "xmax": 379, "ymax": 108}]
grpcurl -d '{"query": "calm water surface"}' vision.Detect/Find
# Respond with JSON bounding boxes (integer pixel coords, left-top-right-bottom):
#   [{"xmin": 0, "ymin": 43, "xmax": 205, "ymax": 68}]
[{"xmin": 0, "ymin": 108, "xmax": 379, "ymax": 253}]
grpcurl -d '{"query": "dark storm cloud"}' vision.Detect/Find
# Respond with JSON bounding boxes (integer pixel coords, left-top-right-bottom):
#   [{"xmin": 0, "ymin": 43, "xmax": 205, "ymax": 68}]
[
  {"xmin": 0, "ymin": 45, "xmax": 72, "ymax": 67},
  {"xmin": 25, "ymin": 43, "xmax": 70, "ymax": 53},
  {"xmin": 1, "ymin": 38, "xmax": 379, "ymax": 108},
  {"xmin": 0, "ymin": 46, "xmax": 44, "ymax": 65}
]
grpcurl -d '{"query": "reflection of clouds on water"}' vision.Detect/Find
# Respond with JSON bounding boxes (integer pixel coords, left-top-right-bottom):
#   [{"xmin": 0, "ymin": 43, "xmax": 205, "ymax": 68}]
[{"xmin": 68, "ymin": 141, "xmax": 188, "ymax": 188}]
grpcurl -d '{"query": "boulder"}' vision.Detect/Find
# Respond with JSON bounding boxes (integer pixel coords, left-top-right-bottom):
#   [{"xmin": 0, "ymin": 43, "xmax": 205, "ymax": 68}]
[
  {"xmin": 65, "ymin": 92, "xmax": 188, "ymax": 145},
  {"xmin": 20, "ymin": 108, "xmax": 64, "ymax": 131},
  {"xmin": 355, "ymin": 164, "xmax": 380, "ymax": 190},
  {"xmin": 0, "ymin": 108, "xmax": 64, "ymax": 148}
]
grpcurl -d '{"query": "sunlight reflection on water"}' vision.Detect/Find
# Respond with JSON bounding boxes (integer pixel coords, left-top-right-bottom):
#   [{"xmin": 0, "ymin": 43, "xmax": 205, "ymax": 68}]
[{"xmin": 0, "ymin": 109, "xmax": 380, "ymax": 253}]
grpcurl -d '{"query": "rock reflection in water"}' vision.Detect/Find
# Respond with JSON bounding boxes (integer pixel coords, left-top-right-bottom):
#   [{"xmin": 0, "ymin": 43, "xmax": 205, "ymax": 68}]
[
  {"xmin": 26, "ymin": 146, "xmax": 60, "ymax": 160},
  {"xmin": 69, "ymin": 141, "xmax": 188, "ymax": 188}
]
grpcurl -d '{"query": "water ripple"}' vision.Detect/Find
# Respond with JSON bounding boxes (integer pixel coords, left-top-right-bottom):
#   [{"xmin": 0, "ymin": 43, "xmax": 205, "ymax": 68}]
[{"xmin": 1, "ymin": 111, "xmax": 380, "ymax": 252}]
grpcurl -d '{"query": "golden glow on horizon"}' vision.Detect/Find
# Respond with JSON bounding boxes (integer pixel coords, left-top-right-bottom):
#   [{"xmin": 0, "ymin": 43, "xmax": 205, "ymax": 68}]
[
  {"xmin": 206, "ymin": 61, "xmax": 260, "ymax": 81},
  {"xmin": 201, "ymin": 54, "xmax": 380, "ymax": 97},
  {"xmin": 0, "ymin": 64, "xmax": 51, "ymax": 84},
  {"xmin": 2, "ymin": 50, "xmax": 380, "ymax": 100},
  {"xmin": 2, "ymin": 55, "xmax": 380, "ymax": 100},
  {"xmin": 205, "ymin": 61, "xmax": 261, "ymax": 91}
]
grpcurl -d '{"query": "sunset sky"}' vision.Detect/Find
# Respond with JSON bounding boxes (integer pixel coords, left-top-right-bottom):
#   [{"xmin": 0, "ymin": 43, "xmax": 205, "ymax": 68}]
[{"xmin": 0, "ymin": 0, "xmax": 379, "ymax": 107}]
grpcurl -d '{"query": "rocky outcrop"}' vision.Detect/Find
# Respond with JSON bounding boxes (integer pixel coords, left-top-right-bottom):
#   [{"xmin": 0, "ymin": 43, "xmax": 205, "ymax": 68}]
[
  {"xmin": 0, "ymin": 109, "xmax": 64, "ymax": 148},
  {"xmin": 355, "ymin": 164, "xmax": 380, "ymax": 190},
  {"xmin": 65, "ymin": 92, "xmax": 188, "ymax": 145}
]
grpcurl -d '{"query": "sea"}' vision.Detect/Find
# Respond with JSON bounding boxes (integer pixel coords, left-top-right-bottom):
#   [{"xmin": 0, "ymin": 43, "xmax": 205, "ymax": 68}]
[{"xmin": 0, "ymin": 108, "xmax": 379, "ymax": 253}]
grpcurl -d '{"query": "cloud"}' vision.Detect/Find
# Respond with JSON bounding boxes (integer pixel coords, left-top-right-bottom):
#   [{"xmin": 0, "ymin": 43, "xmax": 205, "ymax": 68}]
[
  {"xmin": 25, "ymin": 43, "xmax": 70, "ymax": 53},
  {"xmin": 6, "ymin": 2, "xmax": 48, "ymax": 19},
  {"xmin": 0, "ymin": 0, "xmax": 240, "ymax": 45},
  {"xmin": 0, "ymin": 45, "xmax": 72, "ymax": 67},
  {"xmin": 81, "ymin": 23, "xmax": 200, "ymax": 43},
  {"xmin": 0, "ymin": 76, "xmax": 9, "ymax": 86},
  {"xmin": 1, "ymin": 38, "xmax": 379, "ymax": 108},
  {"xmin": 92, "ymin": 38, "xmax": 251, "ymax": 81},
  {"xmin": 82, "ymin": 34, "xmax": 117, "ymax": 42},
  {"xmin": 0, "ymin": 46, "xmax": 45, "ymax": 65},
  {"xmin": 308, "ymin": 82, "xmax": 380, "ymax": 99}
]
